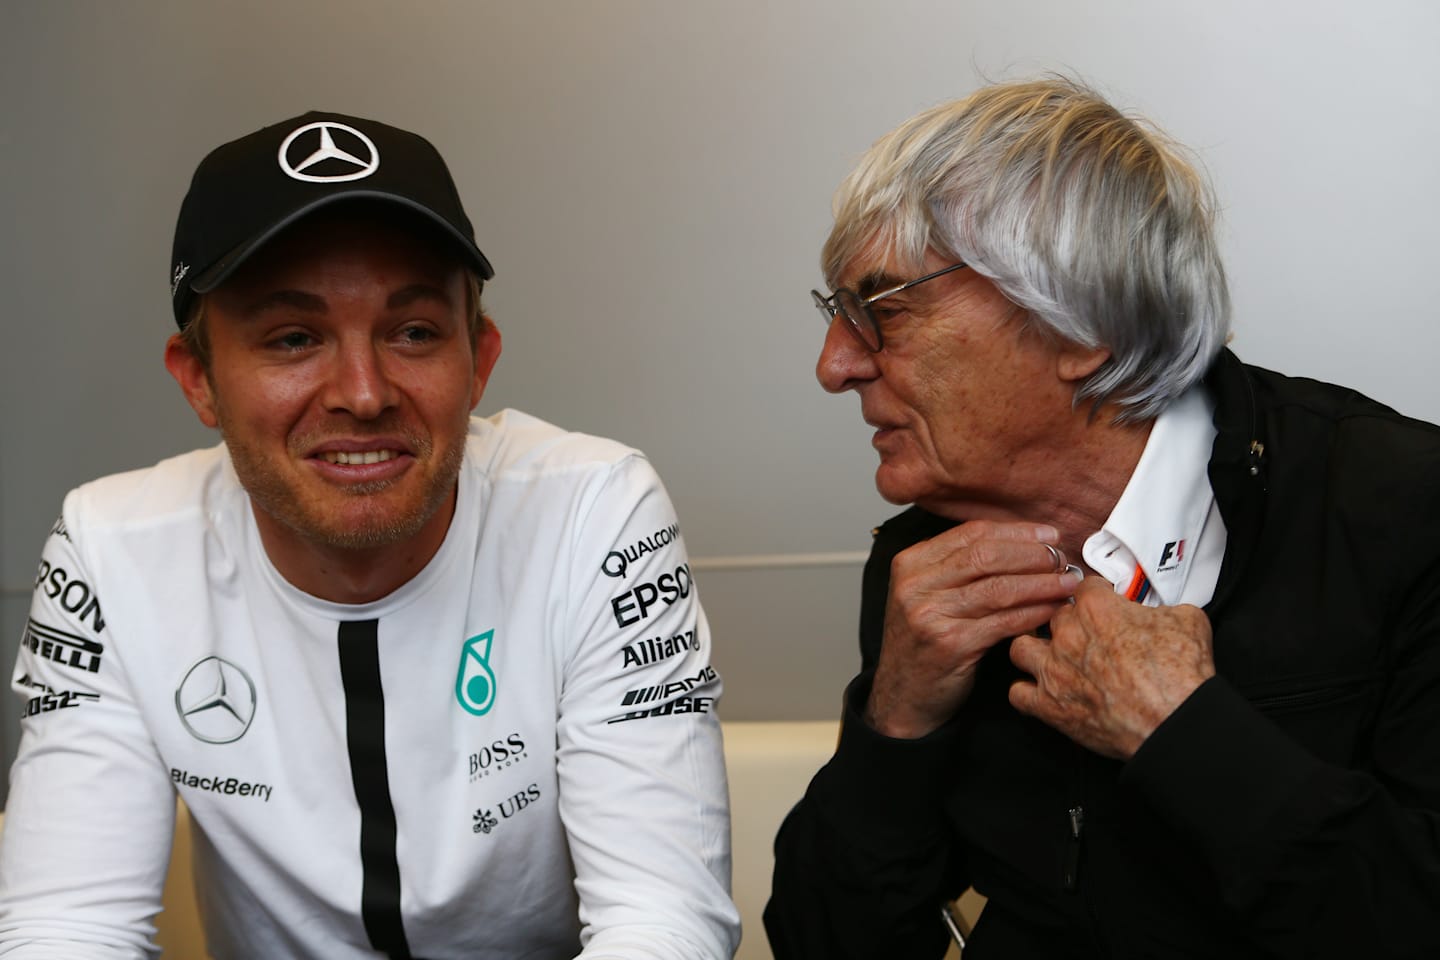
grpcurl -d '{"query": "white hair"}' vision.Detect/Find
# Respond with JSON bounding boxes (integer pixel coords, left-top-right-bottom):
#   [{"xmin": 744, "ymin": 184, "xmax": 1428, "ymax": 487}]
[{"xmin": 823, "ymin": 77, "xmax": 1231, "ymax": 422}]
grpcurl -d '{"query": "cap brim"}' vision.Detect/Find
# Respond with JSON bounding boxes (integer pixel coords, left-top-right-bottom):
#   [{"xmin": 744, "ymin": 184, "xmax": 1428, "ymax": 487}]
[{"xmin": 191, "ymin": 190, "xmax": 495, "ymax": 294}]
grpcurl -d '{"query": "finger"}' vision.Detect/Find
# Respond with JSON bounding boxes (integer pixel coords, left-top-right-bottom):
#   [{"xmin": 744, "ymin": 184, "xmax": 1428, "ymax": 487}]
[
  {"xmin": 1010, "ymin": 630, "xmax": 1081, "ymax": 699},
  {"xmin": 1007, "ymin": 679, "xmax": 1045, "ymax": 719},
  {"xmin": 962, "ymin": 564, "xmax": 1083, "ymax": 616},
  {"xmin": 1043, "ymin": 597, "xmax": 1110, "ymax": 672},
  {"xmin": 913, "ymin": 542, "xmax": 1080, "ymax": 596},
  {"xmin": 895, "ymin": 518, "xmax": 1071, "ymax": 583},
  {"xmin": 908, "ymin": 521, "xmax": 1061, "ymax": 572},
  {"xmin": 932, "ymin": 519, "xmax": 1061, "ymax": 548},
  {"xmin": 959, "ymin": 540, "xmax": 1080, "ymax": 581},
  {"xmin": 1007, "ymin": 632, "xmax": 1049, "ymax": 675},
  {"xmin": 891, "ymin": 551, "xmax": 1081, "ymax": 624},
  {"xmin": 1049, "ymin": 596, "xmax": 1079, "ymax": 635},
  {"xmin": 884, "ymin": 570, "xmax": 1064, "ymax": 632},
  {"xmin": 970, "ymin": 540, "xmax": 1082, "ymax": 578},
  {"xmin": 1040, "ymin": 542, "xmax": 1066, "ymax": 571},
  {"xmin": 1073, "ymin": 574, "xmax": 1120, "ymax": 601},
  {"xmin": 890, "ymin": 597, "xmax": 1062, "ymax": 669},
  {"xmin": 1066, "ymin": 575, "xmax": 1132, "ymax": 633}
]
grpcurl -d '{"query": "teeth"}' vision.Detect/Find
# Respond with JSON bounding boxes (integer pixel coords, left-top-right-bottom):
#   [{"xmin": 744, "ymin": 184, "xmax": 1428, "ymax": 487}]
[{"xmin": 322, "ymin": 450, "xmax": 398, "ymax": 465}]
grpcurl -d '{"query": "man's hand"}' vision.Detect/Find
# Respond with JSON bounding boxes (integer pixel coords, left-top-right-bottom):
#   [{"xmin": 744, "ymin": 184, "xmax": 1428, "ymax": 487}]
[
  {"xmin": 1008, "ymin": 576, "xmax": 1216, "ymax": 759},
  {"xmin": 866, "ymin": 521, "xmax": 1082, "ymax": 739}
]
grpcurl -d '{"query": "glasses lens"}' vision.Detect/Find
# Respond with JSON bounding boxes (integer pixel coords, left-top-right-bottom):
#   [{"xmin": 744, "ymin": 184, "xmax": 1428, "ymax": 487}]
[{"xmin": 835, "ymin": 289, "xmax": 881, "ymax": 351}]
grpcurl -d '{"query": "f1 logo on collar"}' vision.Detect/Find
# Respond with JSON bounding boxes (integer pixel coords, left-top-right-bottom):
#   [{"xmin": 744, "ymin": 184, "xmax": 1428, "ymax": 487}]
[
  {"xmin": 278, "ymin": 121, "xmax": 379, "ymax": 183},
  {"xmin": 1157, "ymin": 539, "xmax": 1186, "ymax": 572}
]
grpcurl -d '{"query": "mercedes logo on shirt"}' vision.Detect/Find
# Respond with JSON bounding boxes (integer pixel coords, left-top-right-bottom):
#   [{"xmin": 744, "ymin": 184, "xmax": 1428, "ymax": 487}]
[
  {"xmin": 277, "ymin": 121, "xmax": 380, "ymax": 183},
  {"xmin": 175, "ymin": 656, "xmax": 258, "ymax": 744}
]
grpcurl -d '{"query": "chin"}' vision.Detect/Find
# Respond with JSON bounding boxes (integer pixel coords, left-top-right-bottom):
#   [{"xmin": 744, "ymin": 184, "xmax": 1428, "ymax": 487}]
[{"xmin": 872, "ymin": 463, "xmax": 928, "ymax": 508}]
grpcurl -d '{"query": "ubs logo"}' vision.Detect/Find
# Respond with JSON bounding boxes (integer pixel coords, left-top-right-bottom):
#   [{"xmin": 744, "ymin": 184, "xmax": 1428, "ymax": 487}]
[
  {"xmin": 175, "ymin": 656, "xmax": 258, "ymax": 744},
  {"xmin": 472, "ymin": 784, "xmax": 541, "ymax": 835}
]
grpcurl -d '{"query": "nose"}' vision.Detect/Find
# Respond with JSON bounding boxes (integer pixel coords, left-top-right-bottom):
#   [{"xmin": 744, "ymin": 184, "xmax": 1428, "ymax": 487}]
[
  {"xmin": 816, "ymin": 314, "xmax": 879, "ymax": 394},
  {"xmin": 321, "ymin": 338, "xmax": 399, "ymax": 419}
]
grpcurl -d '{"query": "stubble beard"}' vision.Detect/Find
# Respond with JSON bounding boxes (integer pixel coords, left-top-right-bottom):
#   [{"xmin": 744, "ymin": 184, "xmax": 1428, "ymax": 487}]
[{"xmin": 217, "ymin": 413, "xmax": 468, "ymax": 551}]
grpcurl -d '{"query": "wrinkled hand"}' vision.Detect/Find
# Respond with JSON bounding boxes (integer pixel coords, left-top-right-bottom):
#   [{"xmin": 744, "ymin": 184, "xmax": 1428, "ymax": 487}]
[
  {"xmin": 866, "ymin": 521, "xmax": 1082, "ymax": 739},
  {"xmin": 1008, "ymin": 576, "xmax": 1216, "ymax": 759}
]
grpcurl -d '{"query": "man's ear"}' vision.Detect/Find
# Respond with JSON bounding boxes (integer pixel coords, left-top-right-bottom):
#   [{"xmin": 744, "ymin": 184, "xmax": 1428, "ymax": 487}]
[
  {"xmin": 469, "ymin": 319, "xmax": 503, "ymax": 411},
  {"xmin": 164, "ymin": 334, "xmax": 220, "ymax": 429},
  {"xmin": 1057, "ymin": 341, "xmax": 1110, "ymax": 383}
]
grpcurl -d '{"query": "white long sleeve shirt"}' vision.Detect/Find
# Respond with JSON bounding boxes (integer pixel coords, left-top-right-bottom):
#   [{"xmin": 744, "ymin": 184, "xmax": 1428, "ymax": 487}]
[{"xmin": 0, "ymin": 409, "xmax": 738, "ymax": 960}]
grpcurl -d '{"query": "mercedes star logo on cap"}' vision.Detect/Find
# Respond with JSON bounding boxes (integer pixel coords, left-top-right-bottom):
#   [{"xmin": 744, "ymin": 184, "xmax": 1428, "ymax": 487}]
[
  {"xmin": 175, "ymin": 656, "xmax": 258, "ymax": 744},
  {"xmin": 278, "ymin": 121, "xmax": 380, "ymax": 183}
]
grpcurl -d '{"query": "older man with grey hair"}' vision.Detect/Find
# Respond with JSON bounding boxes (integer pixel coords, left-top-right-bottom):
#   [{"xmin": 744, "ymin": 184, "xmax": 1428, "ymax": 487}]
[{"xmin": 765, "ymin": 78, "xmax": 1440, "ymax": 960}]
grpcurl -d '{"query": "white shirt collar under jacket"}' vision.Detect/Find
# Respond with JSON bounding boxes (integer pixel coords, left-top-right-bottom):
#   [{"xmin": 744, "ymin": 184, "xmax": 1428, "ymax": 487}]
[{"xmin": 1081, "ymin": 386, "xmax": 1228, "ymax": 608}]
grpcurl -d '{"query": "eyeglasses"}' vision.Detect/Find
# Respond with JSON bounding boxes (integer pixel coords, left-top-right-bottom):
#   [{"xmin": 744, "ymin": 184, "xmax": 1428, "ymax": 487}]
[{"xmin": 811, "ymin": 261, "xmax": 967, "ymax": 352}]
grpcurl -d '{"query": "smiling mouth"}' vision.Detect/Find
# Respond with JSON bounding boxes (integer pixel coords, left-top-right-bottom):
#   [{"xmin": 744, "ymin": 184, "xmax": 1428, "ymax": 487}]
[{"xmin": 319, "ymin": 450, "xmax": 401, "ymax": 465}]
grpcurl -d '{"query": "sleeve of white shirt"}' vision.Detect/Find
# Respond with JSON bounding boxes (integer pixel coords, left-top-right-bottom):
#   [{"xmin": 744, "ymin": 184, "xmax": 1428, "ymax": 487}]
[
  {"xmin": 555, "ymin": 454, "xmax": 739, "ymax": 960},
  {"xmin": 0, "ymin": 498, "xmax": 176, "ymax": 959}
]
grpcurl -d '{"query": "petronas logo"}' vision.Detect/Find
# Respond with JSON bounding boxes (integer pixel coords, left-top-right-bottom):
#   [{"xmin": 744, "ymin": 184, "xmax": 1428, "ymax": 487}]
[{"xmin": 456, "ymin": 630, "xmax": 498, "ymax": 716}]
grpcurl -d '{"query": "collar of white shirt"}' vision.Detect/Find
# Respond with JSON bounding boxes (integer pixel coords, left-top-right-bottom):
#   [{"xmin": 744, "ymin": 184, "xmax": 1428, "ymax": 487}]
[{"xmin": 1079, "ymin": 386, "xmax": 1228, "ymax": 608}]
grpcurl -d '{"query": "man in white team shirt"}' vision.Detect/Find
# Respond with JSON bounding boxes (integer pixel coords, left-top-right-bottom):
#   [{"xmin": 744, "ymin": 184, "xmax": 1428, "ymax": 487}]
[{"xmin": 0, "ymin": 111, "xmax": 738, "ymax": 960}]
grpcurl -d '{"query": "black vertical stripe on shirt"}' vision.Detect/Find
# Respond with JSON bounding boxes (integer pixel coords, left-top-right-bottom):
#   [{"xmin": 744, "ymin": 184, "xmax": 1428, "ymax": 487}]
[{"xmin": 338, "ymin": 618, "xmax": 412, "ymax": 960}]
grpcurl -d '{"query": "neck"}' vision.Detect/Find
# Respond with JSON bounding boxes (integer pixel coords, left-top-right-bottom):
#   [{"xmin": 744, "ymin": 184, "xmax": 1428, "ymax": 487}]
[
  {"xmin": 252, "ymin": 492, "xmax": 457, "ymax": 604},
  {"xmin": 921, "ymin": 405, "xmax": 1153, "ymax": 563}
]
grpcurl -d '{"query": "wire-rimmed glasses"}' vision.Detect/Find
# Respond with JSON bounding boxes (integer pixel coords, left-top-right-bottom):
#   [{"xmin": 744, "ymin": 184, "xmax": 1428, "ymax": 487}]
[{"xmin": 811, "ymin": 262, "xmax": 967, "ymax": 352}]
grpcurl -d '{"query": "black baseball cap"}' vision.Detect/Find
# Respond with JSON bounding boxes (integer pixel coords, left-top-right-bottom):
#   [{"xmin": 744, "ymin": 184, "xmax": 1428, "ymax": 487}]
[{"xmin": 169, "ymin": 110, "xmax": 494, "ymax": 329}]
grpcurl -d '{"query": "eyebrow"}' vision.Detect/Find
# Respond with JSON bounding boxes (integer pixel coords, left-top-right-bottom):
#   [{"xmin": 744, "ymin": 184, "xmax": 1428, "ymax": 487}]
[
  {"xmin": 854, "ymin": 271, "xmax": 906, "ymax": 300},
  {"xmin": 386, "ymin": 284, "xmax": 455, "ymax": 310},
  {"xmin": 243, "ymin": 289, "xmax": 326, "ymax": 317},
  {"xmin": 241, "ymin": 284, "xmax": 455, "ymax": 318}
]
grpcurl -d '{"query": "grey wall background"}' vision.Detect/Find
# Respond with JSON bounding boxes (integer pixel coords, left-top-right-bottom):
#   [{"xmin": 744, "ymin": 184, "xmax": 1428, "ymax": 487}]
[{"xmin": 4, "ymin": 1, "xmax": 1439, "ymax": 795}]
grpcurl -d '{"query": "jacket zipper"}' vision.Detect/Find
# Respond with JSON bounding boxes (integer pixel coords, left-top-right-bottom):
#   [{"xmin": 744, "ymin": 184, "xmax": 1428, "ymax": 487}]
[
  {"xmin": 1064, "ymin": 749, "xmax": 1109, "ymax": 956},
  {"xmin": 1063, "ymin": 804, "xmax": 1084, "ymax": 892}
]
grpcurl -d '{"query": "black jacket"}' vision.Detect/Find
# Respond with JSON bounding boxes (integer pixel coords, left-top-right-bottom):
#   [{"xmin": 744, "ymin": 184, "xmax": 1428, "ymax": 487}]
[{"xmin": 765, "ymin": 350, "xmax": 1440, "ymax": 959}]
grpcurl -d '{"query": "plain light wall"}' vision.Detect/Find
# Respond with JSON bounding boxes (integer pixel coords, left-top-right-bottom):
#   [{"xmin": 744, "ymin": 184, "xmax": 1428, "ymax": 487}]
[{"xmin": 4, "ymin": 1, "xmax": 1439, "ymax": 795}]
